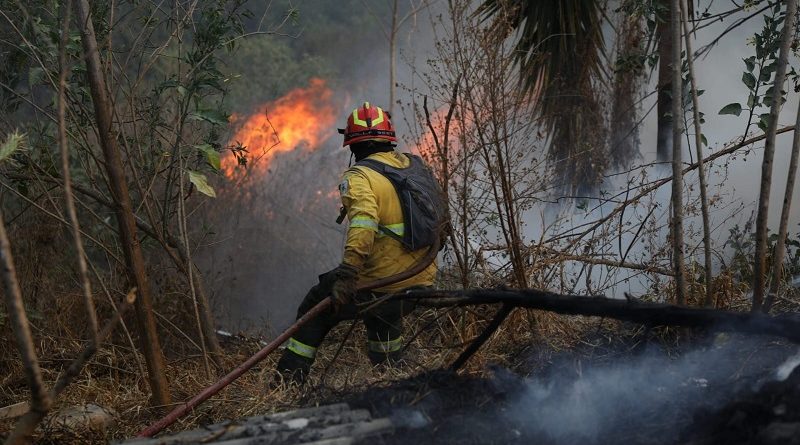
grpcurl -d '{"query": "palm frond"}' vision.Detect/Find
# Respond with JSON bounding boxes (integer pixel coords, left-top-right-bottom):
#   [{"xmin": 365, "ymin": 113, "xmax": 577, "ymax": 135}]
[
  {"xmin": 476, "ymin": 0, "xmax": 605, "ymax": 119},
  {"xmin": 477, "ymin": 0, "xmax": 608, "ymax": 194}
]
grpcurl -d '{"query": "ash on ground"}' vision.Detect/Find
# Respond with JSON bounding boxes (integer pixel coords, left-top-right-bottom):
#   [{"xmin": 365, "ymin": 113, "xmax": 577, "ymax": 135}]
[{"xmin": 331, "ymin": 333, "xmax": 798, "ymax": 445}]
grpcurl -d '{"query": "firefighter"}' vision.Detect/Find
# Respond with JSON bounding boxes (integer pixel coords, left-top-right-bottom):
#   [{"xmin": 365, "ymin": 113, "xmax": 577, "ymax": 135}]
[{"xmin": 274, "ymin": 102, "xmax": 438, "ymax": 385}]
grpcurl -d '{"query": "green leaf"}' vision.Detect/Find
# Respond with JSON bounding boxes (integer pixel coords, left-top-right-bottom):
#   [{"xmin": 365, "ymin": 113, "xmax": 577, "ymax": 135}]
[
  {"xmin": 744, "ymin": 56, "xmax": 756, "ymax": 72},
  {"xmin": 188, "ymin": 170, "xmax": 216, "ymax": 197},
  {"xmin": 700, "ymin": 134, "xmax": 708, "ymax": 147},
  {"xmin": 196, "ymin": 144, "xmax": 220, "ymax": 171},
  {"xmin": 28, "ymin": 67, "xmax": 43, "ymax": 86},
  {"xmin": 189, "ymin": 109, "xmax": 229, "ymax": 125},
  {"xmin": 742, "ymin": 72, "xmax": 757, "ymax": 90},
  {"xmin": 747, "ymin": 93, "xmax": 756, "ymax": 108},
  {"xmin": 0, "ymin": 131, "xmax": 25, "ymax": 164},
  {"xmin": 758, "ymin": 113, "xmax": 771, "ymax": 132},
  {"xmin": 719, "ymin": 103, "xmax": 742, "ymax": 116}
]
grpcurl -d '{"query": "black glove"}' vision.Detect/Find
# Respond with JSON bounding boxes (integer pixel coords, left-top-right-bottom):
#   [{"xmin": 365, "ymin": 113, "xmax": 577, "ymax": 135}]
[{"xmin": 330, "ymin": 263, "xmax": 359, "ymax": 311}]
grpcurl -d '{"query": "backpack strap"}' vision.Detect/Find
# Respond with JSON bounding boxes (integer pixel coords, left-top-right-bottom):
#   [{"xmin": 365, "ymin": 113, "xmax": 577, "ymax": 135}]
[{"xmin": 352, "ymin": 158, "xmax": 405, "ymax": 244}]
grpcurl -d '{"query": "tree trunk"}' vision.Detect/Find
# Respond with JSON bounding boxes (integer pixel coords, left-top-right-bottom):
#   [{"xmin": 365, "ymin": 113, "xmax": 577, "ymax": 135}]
[
  {"xmin": 764, "ymin": 97, "xmax": 800, "ymax": 312},
  {"xmin": 763, "ymin": 2, "xmax": 800, "ymax": 312},
  {"xmin": 670, "ymin": 0, "xmax": 687, "ymax": 304},
  {"xmin": 0, "ymin": 209, "xmax": 52, "ymax": 445},
  {"xmin": 656, "ymin": 0, "xmax": 674, "ymax": 162},
  {"xmin": 74, "ymin": 0, "xmax": 170, "ymax": 405},
  {"xmin": 680, "ymin": 0, "xmax": 713, "ymax": 306},
  {"xmin": 752, "ymin": 0, "xmax": 798, "ymax": 311}
]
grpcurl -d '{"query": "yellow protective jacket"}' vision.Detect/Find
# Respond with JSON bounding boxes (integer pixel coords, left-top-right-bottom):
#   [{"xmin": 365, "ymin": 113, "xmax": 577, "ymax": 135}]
[{"xmin": 339, "ymin": 151, "xmax": 437, "ymax": 293}]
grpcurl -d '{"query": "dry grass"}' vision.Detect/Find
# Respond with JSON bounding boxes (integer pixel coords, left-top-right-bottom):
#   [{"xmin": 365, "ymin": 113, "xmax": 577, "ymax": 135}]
[
  {"xmin": 1, "ymin": 255, "xmax": 795, "ymax": 444},
  {"xmin": 0, "ymin": 289, "xmax": 602, "ymax": 444}
]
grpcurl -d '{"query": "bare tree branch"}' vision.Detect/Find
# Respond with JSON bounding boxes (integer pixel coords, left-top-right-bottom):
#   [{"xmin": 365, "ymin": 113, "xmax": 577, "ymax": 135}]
[
  {"xmin": 0, "ymin": 207, "xmax": 51, "ymax": 445},
  {"xmin": 680, "ymin": 0, "xmax": 713, "ymax": 306},
  {"xmin": 57, "ymin": 0, "xmax": 99, "ymax": 340}
]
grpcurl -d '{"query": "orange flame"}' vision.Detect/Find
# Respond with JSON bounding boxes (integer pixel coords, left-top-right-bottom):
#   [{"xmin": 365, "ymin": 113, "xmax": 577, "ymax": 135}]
[
  {"xmin": 411, "ymin": 106, "xmax": 465, "ymax": 161},
  {"xmin": 223, "ymin": 78, "xmax": 336, "ymax": 177}
]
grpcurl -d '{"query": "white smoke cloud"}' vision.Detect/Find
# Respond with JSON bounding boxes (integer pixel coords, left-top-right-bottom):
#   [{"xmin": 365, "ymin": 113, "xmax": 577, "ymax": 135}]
[
  {"xmin": 505, "ymin": 334, "xmax": 793, "ymax": 443},
  {"xmin": 776, "ymin": 349, "xmax": 800, "ymax": 381}
]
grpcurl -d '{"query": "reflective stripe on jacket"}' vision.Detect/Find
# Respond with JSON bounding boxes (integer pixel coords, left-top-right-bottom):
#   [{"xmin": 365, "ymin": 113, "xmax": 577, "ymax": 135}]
[{"xmin": 339, "ymin": 151, "xmax": 437, "ymax": 293}]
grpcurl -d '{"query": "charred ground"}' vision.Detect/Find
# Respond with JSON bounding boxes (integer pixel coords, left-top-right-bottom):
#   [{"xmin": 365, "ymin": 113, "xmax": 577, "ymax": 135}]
[{"xmin": 328, "ymin": 330, "xmax": 799, "ymax": 445}]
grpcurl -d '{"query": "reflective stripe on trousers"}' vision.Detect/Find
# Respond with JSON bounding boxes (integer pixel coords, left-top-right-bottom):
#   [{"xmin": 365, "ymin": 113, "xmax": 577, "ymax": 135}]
[
  {"xmin": 287, "ymin": 337, "xmax": 317, "ymax": 359},
  {"xmin": 368, "ymin": 336, "xmax": 403, "ymax": 353}
]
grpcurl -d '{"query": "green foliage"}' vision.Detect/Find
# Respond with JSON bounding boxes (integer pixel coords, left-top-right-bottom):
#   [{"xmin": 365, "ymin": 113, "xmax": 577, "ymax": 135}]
[
  {"xmin": 189, "ymin": 109, "xmax": 229, "ymax": 125},
  {"xmin": 196, "ymin": 144, "xmax": 221, "ymax": 171},
  {"xmin": 222, "ymin": 37, "xmax": 332, "ymax": 111},
  {"xmin": 221, "ymin": 0, "xmax": 378, "ymax": 110},
  {"xmin": 0, "ymin": 131, "xmax": 25, "ymax": 165},
  {"xmin": 718, "ymin": 2, "xmax": 791, "ymax": 132},
  {"xmin": 724, "ymin": 221, "xmax": 800, "ymax": 286},
  {"xmin": 719, "ymin": 103, "xmax": 743, "ymax": 116},
  {"xmin": 188, "ymin": 170, "xmax": 216, "ymax": 197}
]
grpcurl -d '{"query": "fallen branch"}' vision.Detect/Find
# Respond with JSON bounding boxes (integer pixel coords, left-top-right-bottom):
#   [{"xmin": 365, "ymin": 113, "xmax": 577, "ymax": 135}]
[
  {"xmin": 449, "ymin": 303, "xmax": 513, "ymax": 371},
  {"xmin": 0, "ymin": 403, "xmax": 29, "ymax": 421},
  {"xmin": 391, "ymin": 289, "xmax": 800, "ymax": 344}
]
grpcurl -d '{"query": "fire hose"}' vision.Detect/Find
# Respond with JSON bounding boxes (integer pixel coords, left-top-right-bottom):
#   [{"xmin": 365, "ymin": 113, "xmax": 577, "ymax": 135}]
[{"xmin": 137, "ymin": 237, "xmax": 439, "ymax": 438}]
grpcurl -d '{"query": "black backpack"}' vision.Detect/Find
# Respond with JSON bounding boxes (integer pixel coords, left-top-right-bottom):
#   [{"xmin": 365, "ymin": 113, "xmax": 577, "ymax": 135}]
[{"xmin": 355, "ymin": 153, "xmax": 446, "ymax": 251}]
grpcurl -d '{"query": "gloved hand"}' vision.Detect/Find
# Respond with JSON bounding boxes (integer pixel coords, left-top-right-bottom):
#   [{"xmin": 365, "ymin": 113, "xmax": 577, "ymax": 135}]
[{"xmin": 330, "ymin": 263, "xmax": 359, "ymax": 311}]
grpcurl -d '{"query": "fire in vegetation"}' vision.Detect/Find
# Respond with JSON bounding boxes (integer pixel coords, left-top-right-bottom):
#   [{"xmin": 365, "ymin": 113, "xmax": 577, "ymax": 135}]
[
  {"xmin": 223, "ymin": 78, "xmax": 337, "ymax": 179},
  {"xmin": 199, "ymin": 79, "xmax": 345, "ymax": 333},
  {"xmin": 410, "ymin": 105, "xmax": 465, "ymax": 163}
]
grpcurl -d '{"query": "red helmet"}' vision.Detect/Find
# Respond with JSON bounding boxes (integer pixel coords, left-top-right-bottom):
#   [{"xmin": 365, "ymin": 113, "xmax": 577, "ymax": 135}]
[{"xmin": 338, "ymin": 102, "xmax": 397, "ymax": 147}]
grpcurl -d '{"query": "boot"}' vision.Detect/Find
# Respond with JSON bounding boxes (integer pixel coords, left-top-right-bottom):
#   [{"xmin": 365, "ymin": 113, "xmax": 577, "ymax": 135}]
[{"xmin": 272, "ymin": 350, "xmax": 313, "ymax": 388}]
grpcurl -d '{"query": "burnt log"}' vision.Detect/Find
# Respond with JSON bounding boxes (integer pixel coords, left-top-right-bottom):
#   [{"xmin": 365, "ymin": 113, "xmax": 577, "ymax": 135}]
[
  {"xmin": 120, "ymin": 403, "xmax": 394, "ymax": 445},
  {"xmin": 392, "ymin": 289, "xmax": 800, "ymax": 344}
]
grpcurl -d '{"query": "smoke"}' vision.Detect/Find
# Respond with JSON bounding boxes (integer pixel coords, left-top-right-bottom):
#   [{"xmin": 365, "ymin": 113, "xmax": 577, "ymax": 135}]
[
  {"xmin": 503, "ymin": 334, "xmax": 794, "ymax": 444},
  {"xmin": 206, "ymin": 1, "xmax": 800, "ymax": 332},
  {"xmin": 525, "ymin": 1, "xmax": 800, "ymax": 300},
  {"xmin": 199, "ymin": 1, "xmax": 444, "ymax": 334},
  {"xmin": 776, "ymin": 349, "xmax": 800, "ymax": 381},
  {"xmin": 199, "ymin": 141, "xmax": 347, "ymax": 334}
]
